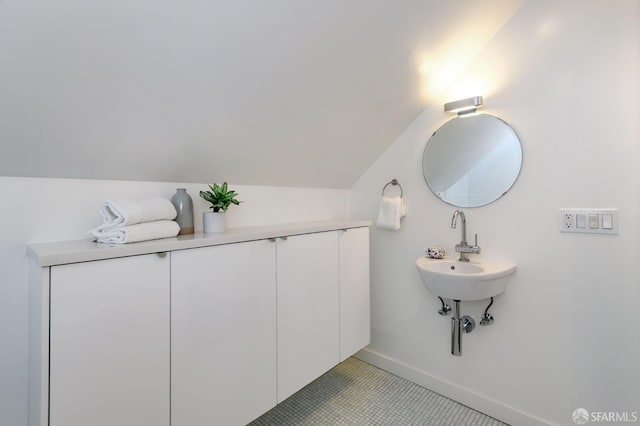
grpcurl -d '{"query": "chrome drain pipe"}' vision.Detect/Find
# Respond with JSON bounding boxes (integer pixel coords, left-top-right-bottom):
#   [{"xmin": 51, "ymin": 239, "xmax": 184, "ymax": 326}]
[{"xmin": 451, "ymin": 300, "xmax": 475, "ymax": 356}]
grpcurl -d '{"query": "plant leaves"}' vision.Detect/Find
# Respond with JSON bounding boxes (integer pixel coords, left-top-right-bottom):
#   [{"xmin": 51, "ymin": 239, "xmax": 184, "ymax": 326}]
[{"xmin": 200, "ymin": 182, "xmax": 241, "ymax": 211}]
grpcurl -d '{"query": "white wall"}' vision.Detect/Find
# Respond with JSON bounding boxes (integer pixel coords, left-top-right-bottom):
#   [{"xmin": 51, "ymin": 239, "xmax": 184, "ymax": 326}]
[
  {"xmin": 0, "ymin": 0, "xmax": 523, "ymax": 188},
  {"xmin": 351, "ymin": 1, "xmax": 639, "ymax": 425},
  {"xmin": 0, "ymin": 177, "xmax": 349, "ymax": 426}
]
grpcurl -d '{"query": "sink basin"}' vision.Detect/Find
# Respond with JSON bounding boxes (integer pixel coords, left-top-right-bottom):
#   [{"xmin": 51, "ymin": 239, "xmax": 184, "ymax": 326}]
[{"xmin": 416, "ymin": 256, "xmax": 516, "ymax": 301}]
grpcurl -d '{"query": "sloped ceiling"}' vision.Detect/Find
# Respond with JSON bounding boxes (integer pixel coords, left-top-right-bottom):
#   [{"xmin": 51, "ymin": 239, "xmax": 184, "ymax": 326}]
[{"xmin": 0, "ymin": 0, "xmax": 524, "ymax": 188}]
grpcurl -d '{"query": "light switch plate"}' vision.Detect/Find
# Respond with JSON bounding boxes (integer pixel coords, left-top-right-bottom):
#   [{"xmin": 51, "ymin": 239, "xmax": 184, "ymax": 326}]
[{"xmin": 559, "ymin": 209, "xmax": 618, "ymax": 234}]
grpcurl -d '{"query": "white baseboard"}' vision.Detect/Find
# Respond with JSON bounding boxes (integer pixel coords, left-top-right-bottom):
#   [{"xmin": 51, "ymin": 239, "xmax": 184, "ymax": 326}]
[{"xmin": 354, "ymin": 348, "xmax": 552, "ymax": 426}]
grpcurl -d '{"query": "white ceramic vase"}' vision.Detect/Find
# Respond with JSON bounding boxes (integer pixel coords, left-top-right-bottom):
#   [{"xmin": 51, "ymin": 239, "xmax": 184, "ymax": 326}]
[{"xmin": 203, "ymin": 211, "xmax": 226, "ymax": 233}]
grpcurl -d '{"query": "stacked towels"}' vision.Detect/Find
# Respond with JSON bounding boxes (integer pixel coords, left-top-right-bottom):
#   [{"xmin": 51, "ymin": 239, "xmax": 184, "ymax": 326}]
[{"xmin": 91, "ymin": 198, "xmax": 180, "ymax": 244}]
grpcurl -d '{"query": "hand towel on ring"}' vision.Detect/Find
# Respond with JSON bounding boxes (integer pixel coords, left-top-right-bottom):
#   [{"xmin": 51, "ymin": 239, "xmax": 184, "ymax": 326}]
[{"xmin": 375, "ymin": 196, "xmax": 405, "ymax": 231}]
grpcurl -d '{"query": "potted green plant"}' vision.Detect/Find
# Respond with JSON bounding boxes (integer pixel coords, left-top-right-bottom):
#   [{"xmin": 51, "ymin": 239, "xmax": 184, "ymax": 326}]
[{"xmin": 199, "ymin": 182, "xmax": 241, "ymax": 233}]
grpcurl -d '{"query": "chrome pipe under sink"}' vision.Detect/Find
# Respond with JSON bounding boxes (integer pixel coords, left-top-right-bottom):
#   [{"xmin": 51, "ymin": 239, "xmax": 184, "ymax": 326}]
[{"xmin": 451, "ymin": 300, "xmax": 475, "ymax": 356}]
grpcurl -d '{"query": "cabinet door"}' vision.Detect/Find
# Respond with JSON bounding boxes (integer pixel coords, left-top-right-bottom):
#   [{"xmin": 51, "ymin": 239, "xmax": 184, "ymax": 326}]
[
  {"xmin": 49, "ymin": 254, "xmax": 170, "ymax": 426},
  {"xmin": 171, "ymin": 240, "xmax": 277, "ymax": 426},
  {"xmin": 339, "ymin": 227, "xmax": 371, "ymax": 361},
  {"xmin": 277, "ymin": 231, "xmax": 340, "ymax": 402}
]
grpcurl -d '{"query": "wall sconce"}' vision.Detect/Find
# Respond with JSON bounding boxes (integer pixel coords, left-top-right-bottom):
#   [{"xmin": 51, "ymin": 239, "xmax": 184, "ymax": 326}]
[{"xmin": 444, "ymin": 96, "xmax": 483, "ymax": 115}]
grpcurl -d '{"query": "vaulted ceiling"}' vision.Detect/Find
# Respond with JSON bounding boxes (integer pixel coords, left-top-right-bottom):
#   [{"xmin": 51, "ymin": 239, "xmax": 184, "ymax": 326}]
[{"xmin": 0, "ymin": 0, "xmax": 524, "ymax": 188}]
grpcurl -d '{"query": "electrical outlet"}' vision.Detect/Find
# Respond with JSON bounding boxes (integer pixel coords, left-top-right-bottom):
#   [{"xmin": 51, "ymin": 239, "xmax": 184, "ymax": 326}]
[{"xmin": 559, "ymin": 209, "xmax": 618, "ymax": 234}]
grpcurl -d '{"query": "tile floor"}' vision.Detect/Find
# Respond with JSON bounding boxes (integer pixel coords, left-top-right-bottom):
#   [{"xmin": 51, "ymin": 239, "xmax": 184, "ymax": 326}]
[{"xmin": 250, "ymin": 357, "xmax": 508, "ymax": 426}]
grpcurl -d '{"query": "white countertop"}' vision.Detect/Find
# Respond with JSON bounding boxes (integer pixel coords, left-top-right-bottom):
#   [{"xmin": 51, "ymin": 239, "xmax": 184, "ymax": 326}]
[{"xmin": 27, "ymin": 220, "xmax": 371, "ymax": 267}]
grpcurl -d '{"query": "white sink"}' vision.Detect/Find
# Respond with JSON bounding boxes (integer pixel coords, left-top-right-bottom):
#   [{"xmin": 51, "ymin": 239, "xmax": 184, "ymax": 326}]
[{"xmin": 416, "ymin": 256, "xmax": 516, "ymax": 301}]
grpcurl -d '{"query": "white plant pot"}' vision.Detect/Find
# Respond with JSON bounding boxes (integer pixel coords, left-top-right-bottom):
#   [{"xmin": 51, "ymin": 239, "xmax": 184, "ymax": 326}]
[{"xmin": 203, "ymin": 211, "xmax": 226, "ymax": 233}]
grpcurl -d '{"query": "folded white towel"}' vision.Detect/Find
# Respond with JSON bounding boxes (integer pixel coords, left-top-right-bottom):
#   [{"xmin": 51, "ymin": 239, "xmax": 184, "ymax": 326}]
[
  {"xmin": 92, "ymin": 220, "xmax": 180, "ymax": 244},
  {"xmin": 375, "ymin": 196, "xmax": 405, "ymax": 231},
  {"xmin": 96, "ymin": 197, "xmax": 177, "ymax": 232}
]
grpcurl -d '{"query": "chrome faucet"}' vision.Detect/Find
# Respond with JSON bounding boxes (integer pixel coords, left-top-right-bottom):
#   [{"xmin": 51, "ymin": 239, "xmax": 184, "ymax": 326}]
[{"xmin": 451, "ymin": 210, "xmax": 480, "ymax": 262}]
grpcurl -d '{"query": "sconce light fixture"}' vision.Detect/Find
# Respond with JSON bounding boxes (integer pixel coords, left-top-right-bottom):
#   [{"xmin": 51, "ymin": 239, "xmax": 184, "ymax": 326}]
[{"xmin": 444, "ymin": 96, "xmax": 483, "ymax": 115}]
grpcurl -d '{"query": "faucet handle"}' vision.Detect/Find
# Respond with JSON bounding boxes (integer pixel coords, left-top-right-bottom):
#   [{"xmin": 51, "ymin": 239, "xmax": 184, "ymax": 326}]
[{"xmin": 473, "ymin": 233, "xmax": 481, "ymax": 254}]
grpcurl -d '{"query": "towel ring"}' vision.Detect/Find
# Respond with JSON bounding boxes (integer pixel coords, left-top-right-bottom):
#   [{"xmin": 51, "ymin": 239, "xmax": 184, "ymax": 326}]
[{"xmin": 382, "ymin": 179, "xmax": 403, "ymax": 197}]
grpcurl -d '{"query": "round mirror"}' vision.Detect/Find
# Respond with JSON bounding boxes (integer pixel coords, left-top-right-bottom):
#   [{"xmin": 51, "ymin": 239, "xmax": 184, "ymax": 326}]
[{"xmin": 422, "ymin": 114, "xmax": 522, "ymax": 207}]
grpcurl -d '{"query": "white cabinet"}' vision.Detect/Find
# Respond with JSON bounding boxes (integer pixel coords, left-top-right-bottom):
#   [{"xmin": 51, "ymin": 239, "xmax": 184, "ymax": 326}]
[
  {"xmin": 48, "ymin": 254, "xmax": 170, "ymax": 426},
  {"xmin": 171, "ymin": 240, "xmax": 277, "ymax": 426},
  {"xmin": 276, "ymin": 232, "xmax": 340, "ymax": 402},
  {"xmin": 28, "ymin": 221, "xmax": 370, "ymax": 426},
  {"xmin": 172, "ymin": 229, "xmax": 370, "ymax": 415},
  {"xmin": 339, "ymin": 227, "xmax": 370, "ymax": 361}
]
